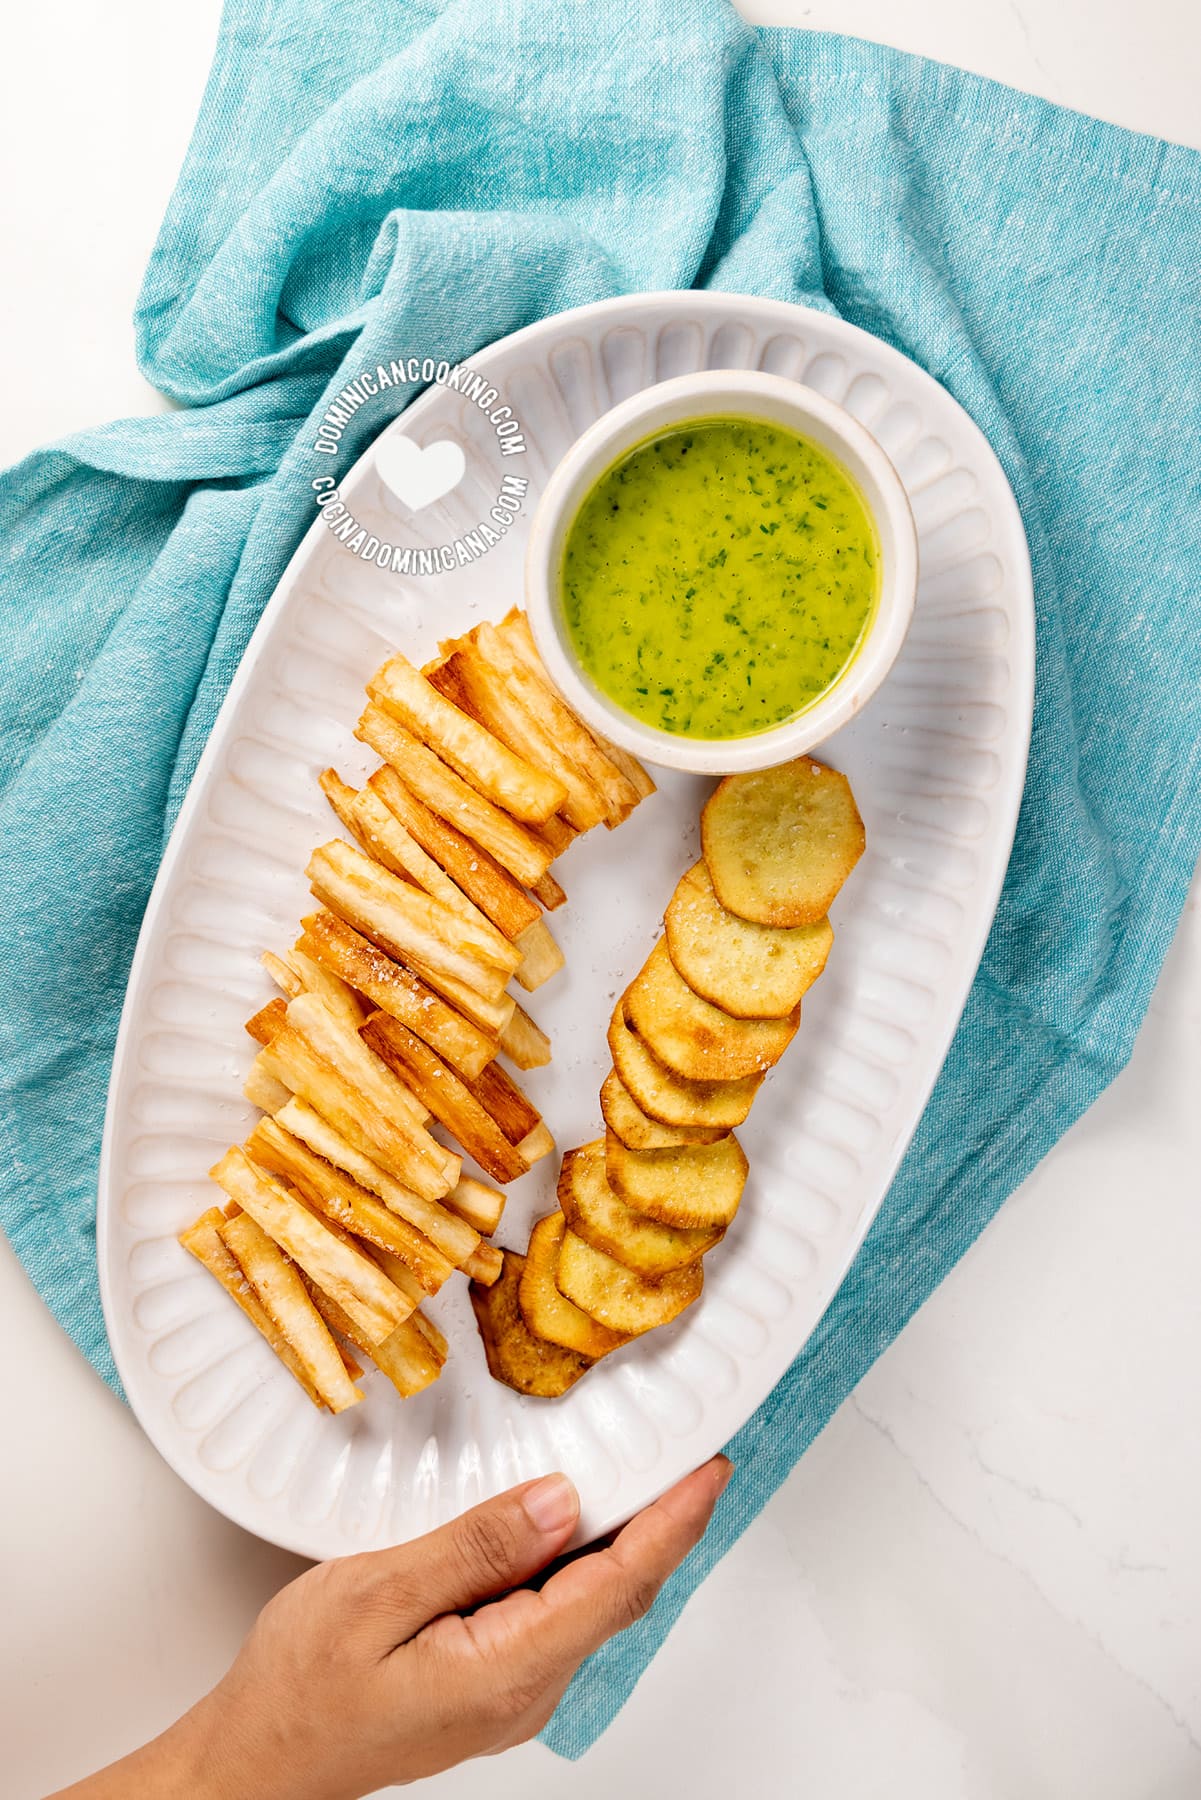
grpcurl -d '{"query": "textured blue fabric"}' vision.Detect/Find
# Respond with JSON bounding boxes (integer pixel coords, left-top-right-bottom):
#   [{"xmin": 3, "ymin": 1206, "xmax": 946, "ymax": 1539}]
[{"xmin": 1, "ymin": 0, "xmax": 1198, "ymax": 1756}]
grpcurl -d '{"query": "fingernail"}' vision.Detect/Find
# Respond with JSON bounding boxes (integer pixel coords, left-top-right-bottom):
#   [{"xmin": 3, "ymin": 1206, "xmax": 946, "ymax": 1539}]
[
  {"xmin": 523, "ymin": 1472, "xmax": 579, "ymax": 1535},
  {"xmin": 713, "ymin": 1457, "xmax": 733, "ymax": 1495}
]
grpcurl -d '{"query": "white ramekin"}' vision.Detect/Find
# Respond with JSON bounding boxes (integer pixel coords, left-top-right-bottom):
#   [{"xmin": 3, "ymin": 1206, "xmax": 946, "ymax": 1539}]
[{"xmin": 524, "ymin": 369, "xmax": 918, "ymax": 774}]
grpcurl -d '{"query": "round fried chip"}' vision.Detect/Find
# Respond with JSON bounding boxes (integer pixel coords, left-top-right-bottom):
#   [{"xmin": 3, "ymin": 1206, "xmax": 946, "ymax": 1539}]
[
  {"xmin": 562, "ymin": 1140, "xmax": 722, "ymax": 1274},
  {"xmin": 555, "ymin": 1228, "xmax": 702, "ymax": 1335},
  {"xmin": 701, "ymin": 758, "xmax": 865, "ymax": 927},
  {"xmin": 600, "ymin": 1068, "xmax": 727, "ymax": 1149},
  {"xmin": 665, "ymin": 861, "xmax": 834, "ymax": 1018},
  {"xmin": 519, "ymin": 1208, "xmax": 631, "ymax": 1357},
  {"xmin": 469, "ymin": 1249, "xmax": 592, "ymax": 1397},
  {"xmin": 625, "ymin": 939, "xmax": 799, "ymax": 1082},
  {"xmin": 604, "ymin": 1130, "xmax": 749, "ymax": 1230},
  {"xmin": 607, "ymin": 1001, "xmax": 762, "ymax": 1128}
]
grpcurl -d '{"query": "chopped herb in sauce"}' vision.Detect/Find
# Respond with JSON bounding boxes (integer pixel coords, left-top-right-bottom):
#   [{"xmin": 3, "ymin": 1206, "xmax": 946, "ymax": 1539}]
[{"xmin": 560, "ymin": 416, "xmax": 879, "ymax": 740}]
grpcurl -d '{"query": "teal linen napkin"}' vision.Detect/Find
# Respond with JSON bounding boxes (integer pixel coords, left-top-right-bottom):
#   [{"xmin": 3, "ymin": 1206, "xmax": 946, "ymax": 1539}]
[{"xmin": 1, "ymin": 0, "xmax": 1198, "ymax": 1757}]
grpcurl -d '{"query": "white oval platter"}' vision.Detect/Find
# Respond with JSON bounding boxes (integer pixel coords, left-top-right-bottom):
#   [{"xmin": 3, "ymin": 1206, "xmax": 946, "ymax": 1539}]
[{"xmin": 98, "ymin": 293, "xmax": 1033, "ymax": 1560}]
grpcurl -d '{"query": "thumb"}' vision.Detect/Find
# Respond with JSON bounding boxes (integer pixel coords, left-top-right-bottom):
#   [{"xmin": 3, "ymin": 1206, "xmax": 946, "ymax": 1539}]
[{"xmin": 359, "ymin": 1473, "xmax": 580, "ymax": 1646}]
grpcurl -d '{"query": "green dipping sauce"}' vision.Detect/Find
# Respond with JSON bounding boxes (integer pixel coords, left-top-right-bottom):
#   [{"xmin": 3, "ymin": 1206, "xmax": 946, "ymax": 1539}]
[{"xmin": 560, "ymin": 416, "xmax": 880, "ymax": 740}]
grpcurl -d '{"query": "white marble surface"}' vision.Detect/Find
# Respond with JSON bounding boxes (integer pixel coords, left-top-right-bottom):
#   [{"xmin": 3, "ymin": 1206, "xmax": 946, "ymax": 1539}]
[{"xmin": 2, "ymin": 3, "xmax": 1199, "ymax": 1795}]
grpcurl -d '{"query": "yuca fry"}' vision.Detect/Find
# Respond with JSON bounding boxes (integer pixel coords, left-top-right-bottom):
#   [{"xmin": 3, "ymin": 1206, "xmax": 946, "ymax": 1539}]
[
  {"xmin": 605, "ymin": 1130, "xmax": 749, "ymax": 1230},
  {"xmin": 261, "ymin": 951, "xmax": 303, "ymax": 1000},
  {"xmin": 357, "ymin": 704, "xmax": 553, "ymax": 888},
  {"xmin": 284, "ymin": 989, "xmax": 440, "ymax": 1149},
  {"xmin": 600, "ymin": 1069, "xmax": 726, "ymax": 1150},
  {"xmin": 276, "ymin": 1096, "xmax": 481, "ymax": 1267},
  {"xmin": 471, "ymin": 1250, "xmax": 593, "ymax": 1397},
  {"xmin": 246, "ymin": 1118, "xmax": 454, "ymax": 1296},
  {"xmin": 466, "ymin": 1059, "xmax": 542, "ymax": 1147},
  {"xmin": 369, "ymin": 653, "xmax": 567, "ymax": 824},
  {"xmin": 283, "ymin": 1157, "xmax": 444, "ymax": 1319},
  {"xmin": 702, "ymin": 758, "xmax": 865, "ymax": 927},
  {"xmin": 463, "ymin": 1242, "xmax": 504, "ymax": 1285},
  {"xmin": 555, "ymin": 1227, "xmax": 702, "ymax": 1335},
  {"xmin": 308, "ymin": 837, "xmax": 519, "ymax": 1001},
  {"xmin": 483, "ymin": 614, "xmax": 645, "ymax": 825},
  {"xmin": 519, "ymin": 1210, "xmax": 631, "ymax": 1356},
  {"xmin": 258, "ymin": 1023, "xmax": 455, "ymax": 1201},
  {"xmin": 366, "ymin": 766, "xmax": 540, "ymax": 941},
  {"xmin": 277, "ymin": 944, "xmax": 368, "ymax": 1033},
  {"xmin": 364, "ymin": 1244, "xmax": 447, "ymax": 1360},
  {"xmin": 530, "ymin": 869, "xmax": 567, "ymax": 910},
  {"xmin": 608, "ymin": 1000, "xmax": 762, "ymax": 1128},
  {"xmin": 412, "ymin": 1306, "xmax": 449, "ymax": 1361},
  {"xmin": 223, "ymin": 1196, "xmax": 364, "ymax": 1384},
  {"xmin": 211, "ymin": 1147, "xmax": 413, "ymax": 1344},
  {"xmin": 526, "ymin": 814, "xmax": 577, "ymax": 861},
  {"xmin": 180, "ymin": 1208, "xmax": 324, "ymax": 1406},
  {"xmin": 516, "ymin": 1121, "xmax": 555, "ymax": 1165},
  {"xmin": 304, "ymin": 1281, "xmax": 444, "ymax": 1399},
  {"xmin": 422, "ymin": 965, "xmax": 516, "ymax": 1038},
  {"xmin": 561, "ymin": 1140, "xmax": 722, "ymax": 1274},
  {"xmin": 245, "ymin": 997, "xmax": 287, "ymax": 1046},
  {"xmin": 359, "ymin": 1012, "xmax": 530, "ymax": 1184},
  {"xmin": 512, "ymin": 917, "xmax": 564, "ymax": 992},
  {"xmin": 590, "ymin": 731, "xmax": 657, "ymax": 804},
  {"xmin": 428, "ymin": 642, "xmax": 609, "ymax": 831},
  {"xmin": 665, "ymin": 860, "xmax": 834, "ymax": 1019},
  {"xmin": 320, "ymin": 768, "xmax": 515, "ymax": 963},
  {"xmin": 218, "ymin": 1210, "xmax": 364, "ymax": 1412},
  {"xmin": 444, "ymin": 1174, "xmax": 506, "ymax": 1236},
  {"xmin": 244, "ymin": 1057, "xmax": 292, "ymax": 1114},
  {"xmin": 625, "ymin": 939, "xmax": 800, "ymax": 1081},
  {"xmin": 298, "ymin": 909, "xmax": 495, "ymax": 1081},
  {"xmin": 498, "ymin": 1001, "xmax": 551, "ymax": 1071}
]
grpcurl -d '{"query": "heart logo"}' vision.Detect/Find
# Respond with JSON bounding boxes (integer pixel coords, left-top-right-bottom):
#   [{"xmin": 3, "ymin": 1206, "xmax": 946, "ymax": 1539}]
[{"xmin": 375, "ymin": 433, "xmax": 466, "ymax": 511}]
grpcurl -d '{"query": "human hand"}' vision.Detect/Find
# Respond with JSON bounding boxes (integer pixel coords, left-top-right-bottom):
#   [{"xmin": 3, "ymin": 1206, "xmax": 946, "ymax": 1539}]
[{"xmin": 56, "ymin": 1456, "xmax": 730, "ymax": 1800}]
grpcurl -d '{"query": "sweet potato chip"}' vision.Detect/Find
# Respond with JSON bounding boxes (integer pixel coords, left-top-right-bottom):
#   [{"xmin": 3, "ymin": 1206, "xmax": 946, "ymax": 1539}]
[
  {"xmin": 604, "ymin": 1130, "xmax": 749, "ymax": 1231},
  {"xmin": 470, "ymin": 1250, "xmax": 593, "ymax": 1397},
  {"xmin": 599, "ymin": 1069, "xmax": 726, "ymax": 1150},
  {"xmin": 559, "ymin": 1141, "xmax": 721, "ymax": 1275},
  {"xmin": 625, "ymin": 939, "xmax": 800, "ymax": 1081},
  {"xmin": 519, "ymin": 1209, "xmax": 631, "ymax": 1357},
  {"xmin": 555, "ymin": 1228, "xmax": 702, "ymax": 1335},
  {"xmin": 701, "ymin": 757, "xmax": 865, "ymax": 927},
  {"xmin": 665, "ymin": 860, "xmax": 834, "ymax": 1019},
  {"xmin": 607, "ymin": 1000, "xmax": 762, "ymax": 1128}
]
